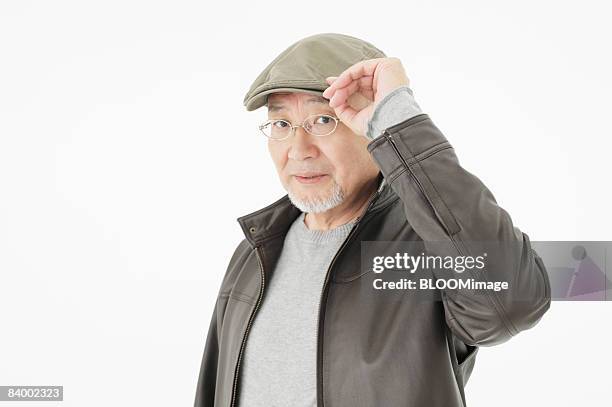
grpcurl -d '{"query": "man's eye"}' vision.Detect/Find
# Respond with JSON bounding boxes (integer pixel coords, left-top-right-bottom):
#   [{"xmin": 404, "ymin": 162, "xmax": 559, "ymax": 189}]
[
  {"xmin": 315, "ymin": 115, "xmax": 332, "ymax": 124},
  {"xmin": 273, "ymin": 120, "xmax": 289, "ymax": 128}
]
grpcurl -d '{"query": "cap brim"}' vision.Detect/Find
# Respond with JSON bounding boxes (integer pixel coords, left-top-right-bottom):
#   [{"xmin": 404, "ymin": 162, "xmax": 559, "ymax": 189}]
[{"xmin": 244, "ymin": 87, "xmax": 326, "ymax": 112}]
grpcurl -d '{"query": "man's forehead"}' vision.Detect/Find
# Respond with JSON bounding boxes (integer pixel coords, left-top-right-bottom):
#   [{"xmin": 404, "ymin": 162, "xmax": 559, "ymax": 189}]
[{"xmin": 267, "ymin": 92, "xmax": 330, "ymax": 112}]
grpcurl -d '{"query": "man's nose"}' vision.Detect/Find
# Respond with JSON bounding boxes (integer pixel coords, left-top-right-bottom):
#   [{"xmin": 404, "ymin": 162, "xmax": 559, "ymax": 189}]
[{"xmin": 287, "ymin": 126, "xmax": 319, "ymax": 161}]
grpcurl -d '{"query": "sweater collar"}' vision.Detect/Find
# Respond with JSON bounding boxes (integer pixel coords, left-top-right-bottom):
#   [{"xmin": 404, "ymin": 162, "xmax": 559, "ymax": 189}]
[{"xmin": 237, "ymin": 172, "xmax": 397, "ymax": 248}]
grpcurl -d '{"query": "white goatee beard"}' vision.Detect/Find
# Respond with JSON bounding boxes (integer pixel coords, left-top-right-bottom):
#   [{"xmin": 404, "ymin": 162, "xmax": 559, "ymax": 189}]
[{"xmin": 286, "ymin": 178, "xmax": 345, "ymax": 214}]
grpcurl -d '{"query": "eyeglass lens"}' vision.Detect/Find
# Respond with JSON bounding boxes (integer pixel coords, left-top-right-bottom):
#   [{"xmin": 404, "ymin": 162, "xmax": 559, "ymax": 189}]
[{"xmin": 261, "ymin": 115, "xmax": 337, "ymax": 139}]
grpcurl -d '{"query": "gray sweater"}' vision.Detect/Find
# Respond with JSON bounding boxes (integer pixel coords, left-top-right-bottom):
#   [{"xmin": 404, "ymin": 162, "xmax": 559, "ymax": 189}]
[{"xmin": 238, "ymin": 86, "xmax": 423, "ymax": 406}]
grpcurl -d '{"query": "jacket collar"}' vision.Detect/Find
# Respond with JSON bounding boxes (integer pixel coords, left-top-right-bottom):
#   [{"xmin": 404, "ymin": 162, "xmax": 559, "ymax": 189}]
[{"xmin": 237, "ymin": 172, "xmax": 397, "ymax": 248}]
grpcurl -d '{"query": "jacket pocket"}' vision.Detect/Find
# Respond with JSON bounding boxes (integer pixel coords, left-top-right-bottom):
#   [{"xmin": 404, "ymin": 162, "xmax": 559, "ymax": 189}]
[
  {"xmin": 458, "ymin": 344, "xmax": 478, "ymax": 367},
  {"xmin": 457, "ymin": 344, "xmax": 478, "ymax": 386}
]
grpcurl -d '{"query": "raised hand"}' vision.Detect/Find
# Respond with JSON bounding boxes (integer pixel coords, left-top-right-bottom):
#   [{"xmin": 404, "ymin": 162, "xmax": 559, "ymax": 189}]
[{"xmin": 322, "ymin": 57, "xmax": 411, "ymax": 138}]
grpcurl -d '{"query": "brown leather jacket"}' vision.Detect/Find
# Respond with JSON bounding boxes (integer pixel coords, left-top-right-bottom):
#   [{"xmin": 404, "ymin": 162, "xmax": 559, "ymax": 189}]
[{"xmin": 194, "ymin": 113, "xmax": 551, "ymax": 407}]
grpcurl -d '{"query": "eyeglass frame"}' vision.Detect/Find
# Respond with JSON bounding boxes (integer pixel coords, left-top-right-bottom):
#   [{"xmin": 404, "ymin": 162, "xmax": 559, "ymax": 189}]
[{"xmin": 258, "ymin": 113, "xmax": 342, "ymax": 140}]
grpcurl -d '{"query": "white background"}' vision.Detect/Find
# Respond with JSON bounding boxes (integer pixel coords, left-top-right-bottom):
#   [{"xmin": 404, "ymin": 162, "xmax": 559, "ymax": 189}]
[{"xmin": 1, "ymin": 1, "xmax": 610, "ymax": 406}]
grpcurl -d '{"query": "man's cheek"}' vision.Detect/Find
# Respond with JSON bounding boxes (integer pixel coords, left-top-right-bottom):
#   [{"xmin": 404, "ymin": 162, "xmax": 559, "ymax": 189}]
[{"xmin": 268, "ymin": 151, "xmax": 285, "ymax": 173}]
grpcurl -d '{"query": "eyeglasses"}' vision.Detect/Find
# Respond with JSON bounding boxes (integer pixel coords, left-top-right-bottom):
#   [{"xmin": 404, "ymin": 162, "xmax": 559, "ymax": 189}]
[{"xmin": 259, "ymin": 114, "xmax": 341, "ymax": 140}]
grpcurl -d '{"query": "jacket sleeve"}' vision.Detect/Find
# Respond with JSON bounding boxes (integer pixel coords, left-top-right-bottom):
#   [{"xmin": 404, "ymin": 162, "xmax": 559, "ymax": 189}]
[
  {"xmin": 194, "ymin": 298, "xmax": 220, "ymax": 407},
  {"xmin": 366, "ymin": 94, "xmax": 551, "ymax": 346},
  {"xmin": 194, "ymin": 238, "xmax": 249, "ymax": 406}
]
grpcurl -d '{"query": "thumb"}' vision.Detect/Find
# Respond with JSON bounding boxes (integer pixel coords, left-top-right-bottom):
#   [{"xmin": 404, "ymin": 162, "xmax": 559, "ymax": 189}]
[{"xmin": 325, "ymin": 76, "xmax": 338, "ymax": 84}]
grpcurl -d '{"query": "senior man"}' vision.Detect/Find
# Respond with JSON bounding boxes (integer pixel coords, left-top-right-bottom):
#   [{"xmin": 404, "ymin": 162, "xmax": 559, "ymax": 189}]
[{"xmin": 194, "ymin": 33, "xmax": 551, "ymax": 407}]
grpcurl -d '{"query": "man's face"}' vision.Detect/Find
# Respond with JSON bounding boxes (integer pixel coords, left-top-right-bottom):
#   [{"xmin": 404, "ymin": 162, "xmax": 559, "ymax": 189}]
[{"xmin": 266, "ymin": 92, "xmax": 379, "ymax": 213}]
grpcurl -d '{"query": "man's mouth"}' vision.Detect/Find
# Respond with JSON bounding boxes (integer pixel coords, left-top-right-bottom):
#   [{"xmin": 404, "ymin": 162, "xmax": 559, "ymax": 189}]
[{"xmin": 294, "ymin": 174, "xmax": 328, "ymax": 184}]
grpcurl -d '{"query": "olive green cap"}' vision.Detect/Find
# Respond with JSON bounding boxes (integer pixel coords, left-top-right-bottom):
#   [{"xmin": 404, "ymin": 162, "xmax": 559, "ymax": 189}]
[{"xmin": 243, "ymin": 33, "xmax": 386, "ymax": 111}]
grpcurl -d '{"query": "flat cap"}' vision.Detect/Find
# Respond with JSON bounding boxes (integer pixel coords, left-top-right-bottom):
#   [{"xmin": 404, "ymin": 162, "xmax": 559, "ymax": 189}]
[{"xmin": 243, "ymin": 32, "xmax": 386, "ymax": 111}]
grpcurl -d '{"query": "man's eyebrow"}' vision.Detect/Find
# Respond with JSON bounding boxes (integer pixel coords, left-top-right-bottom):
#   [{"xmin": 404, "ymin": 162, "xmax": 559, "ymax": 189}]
[{"xmin": 267, "ymin": 96, "xmax": 330, "ymax": 113}]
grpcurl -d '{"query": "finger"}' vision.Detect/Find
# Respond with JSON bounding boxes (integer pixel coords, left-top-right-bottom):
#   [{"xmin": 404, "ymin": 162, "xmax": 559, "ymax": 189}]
[
  {"xmin": 356, "ymin": 75, "xmax": 374, "ymax": 91},
  {"xmin": 323, "ymin": 74, "xmax": 375, "ymax": 103},
  {"xmin": 350, "ymin": 76, "xmax": 376, "ymax": 100},
  {"xmin": 328, "ymin": 75, "xmax": 375, "ymax": 107},
  {"xmin": 329, "ymin": 80, "xmax": 360, "ymax": 108},
  {"xmin": 333, "ymin": 101, "xmax": 358, "ymax": 125},
  {"xmin": 330, "ymin": 75, "xmax": 375, "ymax": 92},
  {"xmin": 323, "ymin": 58, "xmax": 383, "ymax": 97}
]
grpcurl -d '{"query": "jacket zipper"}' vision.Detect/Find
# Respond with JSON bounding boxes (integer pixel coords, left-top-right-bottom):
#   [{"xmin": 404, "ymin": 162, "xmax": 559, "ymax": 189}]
[
  {"xmin": 315, "ymin": 181, "xmax": 384, "ymax": 407},
  {"xmin": 229, "ymin": 245, "xmax": 266, "ymax": 407}
]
